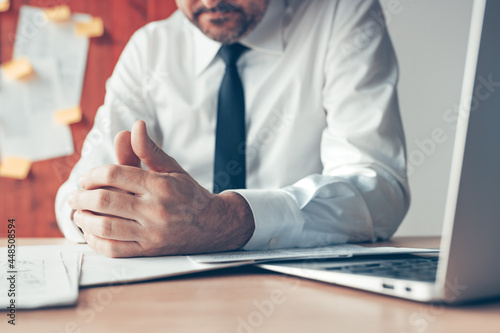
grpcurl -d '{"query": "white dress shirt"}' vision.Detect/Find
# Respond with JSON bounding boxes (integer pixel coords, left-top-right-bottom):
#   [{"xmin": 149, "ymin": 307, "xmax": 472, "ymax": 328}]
[{"xmin": 56, "ymin": 0, "xmax": 410, "ymax": 250}]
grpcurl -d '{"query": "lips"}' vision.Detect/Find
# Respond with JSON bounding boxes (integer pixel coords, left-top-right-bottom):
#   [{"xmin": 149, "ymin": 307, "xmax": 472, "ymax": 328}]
[{"xmin": 201, "ymin": 11, "xmax": 236, "ymax": 19}]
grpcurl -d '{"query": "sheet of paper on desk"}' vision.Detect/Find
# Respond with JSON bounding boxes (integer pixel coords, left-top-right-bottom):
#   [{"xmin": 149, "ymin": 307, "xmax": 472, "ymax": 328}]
[
  {"xmin": 0, "ymin": 244, "xmax": 252, "ymax": 288},
  {"xmin": 0, "ymin": 58, "xmax": 74, "ymax": 161},
  {"xmin": 191, "ymin": 245, "xmax": 439, "ymax": 263},
  {"xmin": 0, "ymin": 246, "xmax": 79, "ymax": 309},
  {"xmin": 79, "ymin": 250, "xmax": 251, "ymax": 287},
  {"xmin": 14, "ymin": 5, "xmax": 90, "ymax": 108},
  {"xmin": 61, "ymin": 251, "xmax": 83, "ymax": 289}
]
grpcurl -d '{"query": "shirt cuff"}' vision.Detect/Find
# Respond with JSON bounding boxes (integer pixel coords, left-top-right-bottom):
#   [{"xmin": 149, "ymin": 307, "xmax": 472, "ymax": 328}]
[{"xmin": 229, "ymin": 189, "xmax": 305, "ymax": 250}]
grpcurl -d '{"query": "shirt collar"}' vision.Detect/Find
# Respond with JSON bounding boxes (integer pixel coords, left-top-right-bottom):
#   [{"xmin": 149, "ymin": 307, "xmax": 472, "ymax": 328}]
[
  {"xmin": 192, "ymin": 0, "xmax": 286, "ymax": 76},
  {"xmin": 240, "ymin": 0, "xmax": 285, "ymax": 55}
]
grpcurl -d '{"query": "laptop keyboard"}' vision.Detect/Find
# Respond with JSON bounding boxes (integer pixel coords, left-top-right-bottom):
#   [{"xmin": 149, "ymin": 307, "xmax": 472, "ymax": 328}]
[{"xmin": 324, "ymin": 256, "xmax": 439, "ymax": 282}]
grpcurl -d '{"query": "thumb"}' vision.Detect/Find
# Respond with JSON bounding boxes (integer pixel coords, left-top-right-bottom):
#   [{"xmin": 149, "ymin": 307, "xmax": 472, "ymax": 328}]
[
  {"xmin": 114, "ymin": 130, "xmax": 141, "ymax": 167},
  {"xmin": 131, "ymin": 120, "xmax": 185, "ymax": 173}
]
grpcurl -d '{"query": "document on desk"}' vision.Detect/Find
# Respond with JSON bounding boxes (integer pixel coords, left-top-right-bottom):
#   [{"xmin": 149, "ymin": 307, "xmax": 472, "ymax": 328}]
[
  {"xmin": 0, "ymin": 244, "xmax": 252, "ymax": 289},
  {"xmin": 79, "ymin": 249, "xmax": 251, "ymax": 287},
  {"xmin": 191, "ymin": 245, "xmax": 439, "ymax": 263},
  {"xmin": 0, "ymin": 246, "xmax": 79, "ymax": 309},
  {"xmin": 61, "ymin": 251, "xmax": 83, "ymax": 289}
]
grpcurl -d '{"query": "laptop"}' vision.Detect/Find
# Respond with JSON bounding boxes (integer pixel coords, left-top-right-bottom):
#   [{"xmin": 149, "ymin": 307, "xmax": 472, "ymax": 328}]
[{"xmin": 258, "ymin": 0, "xmax": 500, "ymax": 304}]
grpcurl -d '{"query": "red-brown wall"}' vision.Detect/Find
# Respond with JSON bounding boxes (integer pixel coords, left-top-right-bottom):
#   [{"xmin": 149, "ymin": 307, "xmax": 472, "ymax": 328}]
[{"xmin": 0, "ymin": 0, "xmax": 178, "ymax": 237}]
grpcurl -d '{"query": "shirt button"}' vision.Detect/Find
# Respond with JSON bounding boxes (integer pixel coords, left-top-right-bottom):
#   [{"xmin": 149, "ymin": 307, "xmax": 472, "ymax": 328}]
[{"xmin": 269, "ymin": 237, "xmax": 278, "ymax": 247}]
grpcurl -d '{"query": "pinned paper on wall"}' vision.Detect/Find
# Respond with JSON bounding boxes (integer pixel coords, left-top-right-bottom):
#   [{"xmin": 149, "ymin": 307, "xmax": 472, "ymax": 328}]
[
  {"xmin": 14, "ymin": 6, "xmax": 91, "ymax": 109},
  {"xmin": 0, "ymin": 0, "xmax": 10, "ymax": 12},
  {"xmin": 75, "ymin": 17, "xmax": 104, "ymax": 38},
  {"xmin": 44, "ymin": 5, "xmax": 71, "ymax": 22},
  {"xmin": 54, "ymin": 106, "xmax": 82, "ymax": 125},
  {"xmin": 0, "ymin": 58, "xmax": 75, "ymax": 161},
  {"xmin": 1, "ymin": 57, "xmax": 34, "ymax": 80},
  {"xmin": 0, "ymin": 5, "xmax": 93, "ymax": 164},
  {"xmin": 0, "ymin": 157, "xmax": 32, "ymax": 180}
]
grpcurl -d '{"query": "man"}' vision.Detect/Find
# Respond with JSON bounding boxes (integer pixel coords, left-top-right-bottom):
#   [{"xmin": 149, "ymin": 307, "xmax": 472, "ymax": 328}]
[{"xmin": 56, "ymin": 0, "xmax": 410, "ymax": 258}]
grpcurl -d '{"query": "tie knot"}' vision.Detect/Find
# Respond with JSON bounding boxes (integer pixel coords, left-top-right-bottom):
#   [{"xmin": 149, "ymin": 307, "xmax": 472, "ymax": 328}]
[{"xmin": 219, "ymin": 43, "xmax": 248, "ymax": 66}]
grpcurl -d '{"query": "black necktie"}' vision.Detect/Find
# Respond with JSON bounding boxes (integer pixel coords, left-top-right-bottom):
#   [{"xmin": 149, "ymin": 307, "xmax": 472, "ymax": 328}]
[{"xmin": 213, "ymin": 43, "xmax": 248, "ymax": 193}]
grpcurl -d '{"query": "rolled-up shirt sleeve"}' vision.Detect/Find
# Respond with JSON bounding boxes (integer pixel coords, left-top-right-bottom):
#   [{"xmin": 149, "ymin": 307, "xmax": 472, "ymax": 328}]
[{"xmin": 235, "ymin": 0, "xmax": 410, "ymax": 250}]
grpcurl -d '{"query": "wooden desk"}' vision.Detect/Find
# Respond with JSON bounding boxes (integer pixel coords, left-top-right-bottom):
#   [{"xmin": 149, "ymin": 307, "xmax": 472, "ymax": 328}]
[{"xmin": 4, "ymin": 237, "xmax": 500, "ymax": 333}]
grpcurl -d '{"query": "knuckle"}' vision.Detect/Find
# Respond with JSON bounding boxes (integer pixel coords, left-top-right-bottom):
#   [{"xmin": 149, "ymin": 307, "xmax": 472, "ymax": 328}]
[
  {"xmin": 99, "ymin": 218, "xmax": 113, "ymax": 238},
  {"xmin": 103, "ymin": 164, "xmax": 120, "ymax": 184},
  {"xmin": 95, "ymin": 189, "xmax": 111, "ymax": 210},
  {"xmin": 154, "ymin": 206, "xmax": 169, "ymax": 224},
  {"xmin": 129, "ymin": 195, "xmax": 140, "ymax": 212},
  {"xmin": 150, "ymin": 175, "xmax": 171, "ymax": 194},
  {"xmin": 103, "ymin": 241, "xmax": 119, "ymax": 258},
  {"xmin": 77, "ymin": 212, "xmax": 88, "ymax": 229}
]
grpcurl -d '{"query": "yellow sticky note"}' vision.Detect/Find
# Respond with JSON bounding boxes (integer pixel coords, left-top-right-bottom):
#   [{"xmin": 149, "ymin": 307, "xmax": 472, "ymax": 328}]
[
  {"xmin": 0, "ymin": 157, "xmax": 32, "ymax": 180},
  {"xmin": 54, "ymin": 106, "xmax": 82, "ymax": 125},
  {"xmin": 75, "ymin": 17, "xmax": 104, "ymax": 38},
  {"xmin": 0, "ymin": 0, "xmax": 10, "ymax": 13},
  {"xmin": 44, "ymin": 5, "xmax": 71, "ymax": 22},
  {"xmin": 1, "ymin": 57, "xmax": 34, "ymax": 80}
]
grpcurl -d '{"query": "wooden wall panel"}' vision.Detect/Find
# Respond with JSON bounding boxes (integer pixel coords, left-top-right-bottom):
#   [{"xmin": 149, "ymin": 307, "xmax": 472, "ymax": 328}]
[{"xmin": 0, "ymin": 0, "xmax": 178, "ymax": 237}]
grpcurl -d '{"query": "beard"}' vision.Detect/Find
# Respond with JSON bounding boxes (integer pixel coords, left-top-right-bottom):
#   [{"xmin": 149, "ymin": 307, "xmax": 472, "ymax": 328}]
[{"xmin": 191, "ymin": 2, "xmax": 262, "ymax": 44}]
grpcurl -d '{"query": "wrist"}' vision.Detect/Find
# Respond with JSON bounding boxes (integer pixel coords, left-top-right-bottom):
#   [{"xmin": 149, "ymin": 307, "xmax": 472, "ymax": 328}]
[{"xmin": 216, "ymin": 191, "xmax": 255, "ymax": 251}]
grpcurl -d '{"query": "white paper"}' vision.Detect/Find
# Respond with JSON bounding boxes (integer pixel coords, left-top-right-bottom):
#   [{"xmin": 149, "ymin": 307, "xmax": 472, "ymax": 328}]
[
  {"xmin": 79, "ymin": 250, "xmax": 250, "ymax": 287},
  {"xmin": 1, "ymin": 244, "xmax": 251, "ymax": 288},
  {"xmin": 0, "ymin": 5, "xmax": 91, "ymax": 162},
  {"xmin": 191, "ymin": 245, "xmax": 439, "ymax": 263},
  {"xmin": 0, "ymin": 246, "xmax": 78, "ymax": 309},
  {"xmin": 60, "ymin": 251, "xmax": 83, "ymax": 289},
  {"xmin": 14, "ymin": 5, "xmax": 90, "ymax": 108},
  {"xmin": 0, "ymin": 58, "xmax": 75, "ymax": 160}
]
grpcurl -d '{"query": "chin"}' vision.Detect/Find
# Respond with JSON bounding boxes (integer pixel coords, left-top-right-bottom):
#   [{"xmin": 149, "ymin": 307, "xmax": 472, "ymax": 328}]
[
  {"xmin": 201, "ymin": 27, "xmax": 244, "ymax": 44},
  {"xmin": 197, "ymin": 16, "xmax": 247, "ymax": 43}
]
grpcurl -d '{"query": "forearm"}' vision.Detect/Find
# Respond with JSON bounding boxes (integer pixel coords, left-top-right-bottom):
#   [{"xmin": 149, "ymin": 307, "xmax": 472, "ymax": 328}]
[{"xmin": 233, "ymin": 166, "xmax": 410, "ymax": 250}]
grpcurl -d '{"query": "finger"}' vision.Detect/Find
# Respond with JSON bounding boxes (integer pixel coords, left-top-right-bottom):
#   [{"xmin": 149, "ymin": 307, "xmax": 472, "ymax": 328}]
[
  {"xmin": 80, "ymin": 164, "xmax": 148, "ymax": 194},
  {"xmin": 114, "ymin": 130, "xmax": 141, "ymax": 167},
  {"xmin": 131, "ymin": 120, "xmax": 185, "ymax": 173},
  {"xmin": 74, "ymin": 210, "xmax": 142, "ymax": 242},
  {"xmin": 100, "ymin": 186, "xmax": 132, "ymax": 195},
  {"xmin": 83, "ymin": 232, "xmax": 144, "ymax": 258},
  {"xmin": 68, "ymin": 189, "xmax": 140, "ymax": 220}
]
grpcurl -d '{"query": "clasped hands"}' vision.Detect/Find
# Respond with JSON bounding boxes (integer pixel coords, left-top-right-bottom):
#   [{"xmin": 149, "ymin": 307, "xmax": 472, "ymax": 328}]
[{"xmin": 68, "ymin": 121, "xmax": 255, "ymax": 258}]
